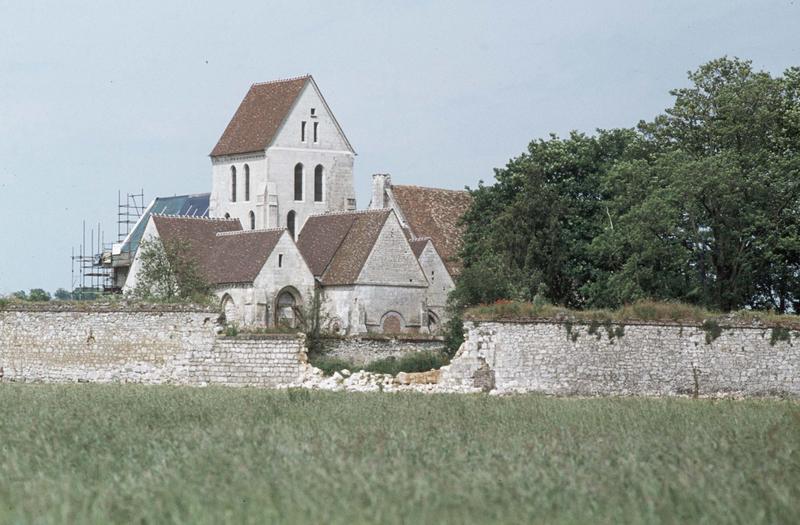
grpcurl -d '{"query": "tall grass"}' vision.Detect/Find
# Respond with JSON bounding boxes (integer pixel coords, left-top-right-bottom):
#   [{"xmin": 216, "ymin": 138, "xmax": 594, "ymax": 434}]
[
  {"xmin": 0, "ymin": 385, "xmax": 797, "ymax": 524},
  {"xmin": 466, "ymin": 298, "xmax": 800, "ymax": 328}
]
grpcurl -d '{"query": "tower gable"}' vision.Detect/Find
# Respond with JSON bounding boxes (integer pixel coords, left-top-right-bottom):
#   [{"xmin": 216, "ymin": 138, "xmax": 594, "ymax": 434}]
[{"xmin": 271, "ymin": 77, "xmax": 354, "ymax": 153}]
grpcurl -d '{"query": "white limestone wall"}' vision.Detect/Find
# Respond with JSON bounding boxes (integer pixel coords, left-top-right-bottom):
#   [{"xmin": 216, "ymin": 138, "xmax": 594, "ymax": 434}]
[
  {"xmin": 440, "ymin": 320, "xmax": 800, "ymax": 396},
  {"xmin": 0, "ymin": 305, "xmax": 308, "ymax": 387},
  {"xmin": 210, "ymin": 153, "xmax": 268, "ymax": 227},
  {"xmin": 322, "ymin": 284, "xmax": 427, "ymax": 334},
  {"xmin": 416, "ymin": 242, "xmax": 455, "ymax": 320}
]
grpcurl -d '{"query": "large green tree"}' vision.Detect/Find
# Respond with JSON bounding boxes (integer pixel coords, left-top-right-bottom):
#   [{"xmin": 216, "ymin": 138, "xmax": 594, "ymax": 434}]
[{"xmin": 456, "ymin": 57, "xmax": 800, "ymax": 312}]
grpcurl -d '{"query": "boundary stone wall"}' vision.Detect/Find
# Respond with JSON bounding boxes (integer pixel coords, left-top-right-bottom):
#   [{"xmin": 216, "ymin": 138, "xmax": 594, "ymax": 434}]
[
  {"xmin": 317, "ymin": 336, "xmax": 444, "ymax": 365},
  {"xmin": 0, "ymin": 305, "xmax": 306, "ymax": 386},
  {"xmin": 440, "ymin": 320, "xmax": 800, "ymax": 396}
]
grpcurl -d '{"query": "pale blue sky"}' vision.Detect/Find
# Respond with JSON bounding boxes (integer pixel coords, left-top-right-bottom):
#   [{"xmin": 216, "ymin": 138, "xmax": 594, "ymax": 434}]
[{"xmin": 0, "ymin": 0, "xmax": 798, "ymax": 294}]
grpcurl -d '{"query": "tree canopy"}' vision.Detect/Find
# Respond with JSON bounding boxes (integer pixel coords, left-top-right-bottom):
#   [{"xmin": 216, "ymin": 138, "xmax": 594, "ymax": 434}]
[{"xmin": 456, "ymin": 57, "xmax": 800, "ymax": 313}]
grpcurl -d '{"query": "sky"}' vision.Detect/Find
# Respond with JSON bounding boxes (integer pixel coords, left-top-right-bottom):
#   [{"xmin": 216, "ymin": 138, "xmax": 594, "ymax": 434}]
[{"xmin": 0, "ymin": 0, "xmax": 798, "ymax": 294}]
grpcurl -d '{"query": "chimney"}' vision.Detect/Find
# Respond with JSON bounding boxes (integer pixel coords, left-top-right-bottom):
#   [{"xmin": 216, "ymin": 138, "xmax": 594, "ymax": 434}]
[{"xmin": 370, "ymin": 174, "xmax": 391, "ymax": 209}]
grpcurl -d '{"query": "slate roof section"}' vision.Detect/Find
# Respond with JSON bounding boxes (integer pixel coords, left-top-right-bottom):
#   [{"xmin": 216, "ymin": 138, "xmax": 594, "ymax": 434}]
[
  {"xmin": 118, "ymin": 193, "xmax": 210, "ymax": 256},
  {"xmin": 389, "ymin": 185, "xmax": 472, "ymax": 276},
  {"xmin": 211, "ymin": 76, "xmax": 310, "ymax": 157},
  {"xmin": 297, "ymin": 209, "xmax": 392, "ymax": 286}
]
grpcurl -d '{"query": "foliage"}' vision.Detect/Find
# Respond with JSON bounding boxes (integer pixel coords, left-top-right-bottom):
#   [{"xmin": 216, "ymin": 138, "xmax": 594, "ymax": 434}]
[
  {"xmin": 27, "ymin": 288, "xmax": 51, "ymax": 302},
  {"xmin": 132, "ymin": 238, "xmax": 212, "ymax": 303},
  {"xmin": 223, "ymin": 324, "xmax": 239, "ymax": 337},
  {"xmin": 309, "ymin": 350, "xmax": 449, "ymax": 377},
  {"xmin": 54, "ymin": 288, "xmax": 72, "ymax": 300},
  {"xmin": 455, "ymin": 57, "xmax": 800, "ymax": 313},
  {"xmin": 0, "ymin": 385, "xmax": 798, "ymax": 524},
  {"xmin": 8, "ymin": 289, "xmax": 52, "ymax": 302},
  {"xmin": 442, "ymin": 299, "xmax": 465, "ymax": 357}
]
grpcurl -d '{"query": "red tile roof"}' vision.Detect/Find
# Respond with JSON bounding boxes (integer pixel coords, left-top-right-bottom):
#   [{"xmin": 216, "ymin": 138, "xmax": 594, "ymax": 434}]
[
  {"xmin": 389, "ymin": 185, "xmax": 472, "ymax": 276},
  {"xmin": 209, "ymin": 229, "xmax": 285, "ymax": 284},
  {"xmin": 296, "ymin": 209, "xmax": 392, "ymax": 286},
  {"xmin": 152, "ymin": 215, "xmax": 286, "ymax": 285},
  {"xmin": 210, "ymin": 76, "xmax": 310, "ymax": 157},
  {"xmin": 409, "ymin": 237, "xmax": 431, "ymax": 258}
]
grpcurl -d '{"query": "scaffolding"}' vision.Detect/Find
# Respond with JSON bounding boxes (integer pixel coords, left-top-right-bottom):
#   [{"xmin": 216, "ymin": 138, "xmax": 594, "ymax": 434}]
[
  {"xmin": 118, "ymin": 189, "xmax": 145, "ymax": 243},
  {"xmin": 70, "ymin": 190, "xmax": 146, "ymax": 297}
]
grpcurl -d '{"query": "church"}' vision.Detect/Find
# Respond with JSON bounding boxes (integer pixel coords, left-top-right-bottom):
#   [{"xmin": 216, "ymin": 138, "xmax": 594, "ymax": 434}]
[{"xmin": 122, "ymin": 75, "xmax": 471, "ymax": 335}]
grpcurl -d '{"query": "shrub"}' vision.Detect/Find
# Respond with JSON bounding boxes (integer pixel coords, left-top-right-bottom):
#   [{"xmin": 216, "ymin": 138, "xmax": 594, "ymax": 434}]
[
  {"xmin": 310, "ymin": 356, "xmax": 359, "ymax": 376},
  {"xmin": 309, "ymin": 350, "xmax": 450, "ymax": 377},
  {"xmin": 365, "ymin": 351, "xmax": 449, "ymax": 376}
]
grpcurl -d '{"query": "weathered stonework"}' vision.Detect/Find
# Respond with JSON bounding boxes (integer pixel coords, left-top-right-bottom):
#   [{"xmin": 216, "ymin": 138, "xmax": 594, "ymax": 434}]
[
  {"xmin": 317, "ymin": 336, "xmax": 444, "ymax": 365},
  {"xmin": 440, "ymin": 321, "xmax": 800, "ymax": 396},
  {"xmin": 0, "ymin": 305, "xmax": 307, "ymax": 387}
]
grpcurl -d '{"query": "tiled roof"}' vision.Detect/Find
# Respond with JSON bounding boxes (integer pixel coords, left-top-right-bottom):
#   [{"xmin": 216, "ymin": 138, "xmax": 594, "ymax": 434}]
[
  {"xmin": 297, "ymin": 209, "xmax": 392, "ymax": 286},
  {"xmin": 210, "ymin": 76, "xmax": 310, "ymax": 157},
  {"xmin": 209, "ymin": 229, "xmax": 285, "ymax": 284},
  {"xmin": 409, "ymin": 237, "xmax": 431, "ymax": 258},
  {"xmin": 389, "ymin": 185, "xmax": 472, "ymax": 276},
  {"xmin": 152, "ymin": 216, "xmax": 287, "ymax": 285}
]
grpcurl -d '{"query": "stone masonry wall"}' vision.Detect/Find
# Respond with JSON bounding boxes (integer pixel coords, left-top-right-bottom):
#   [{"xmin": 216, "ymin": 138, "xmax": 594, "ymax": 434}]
[
  {"xmin": 193, "ymin": 334, "xmax": 308, "ymax": 387},
  {"xmin": 318, "ymin": 336, "xmax": 444, "ymax": 365},
  {"xmin": 440, "ymin": 320, "xmax": 800, "ymax": 396},
  {"xmin": 0, "ymin": 305, "xmax": 306, "ymax": 386}
]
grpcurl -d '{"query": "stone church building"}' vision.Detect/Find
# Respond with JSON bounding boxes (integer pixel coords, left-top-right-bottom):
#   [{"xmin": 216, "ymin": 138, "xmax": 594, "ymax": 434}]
[{"xmin": 124, "ymin": 75, "xmax": 471, "ymax": 334}]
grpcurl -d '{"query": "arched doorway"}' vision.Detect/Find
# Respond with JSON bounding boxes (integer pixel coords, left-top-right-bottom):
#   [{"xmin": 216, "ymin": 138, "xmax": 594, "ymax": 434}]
[
  {"xmin": 221, "ymin": 294, "xmax": 236, "ymax": 324},
  {"xmin": 426, "ymin": 310, "xmax": 440, "ymax": 334},
  {"xmin": 275, "ymin": 287, "xmax": 302, "ymax": 328},
  {"xmin": 381, "ymin": 311, "xmax": 404, "ymax": 334}
]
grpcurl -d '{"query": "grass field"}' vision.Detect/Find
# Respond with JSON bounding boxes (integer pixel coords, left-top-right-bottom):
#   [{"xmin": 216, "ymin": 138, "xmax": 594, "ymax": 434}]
[{"xmin": 0, "ymin": 386, "xmax": 798, "ymax": 524}]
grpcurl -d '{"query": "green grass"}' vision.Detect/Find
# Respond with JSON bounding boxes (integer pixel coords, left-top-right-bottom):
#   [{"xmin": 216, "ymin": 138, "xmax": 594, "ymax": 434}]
[
  {"xmin": 310, "ymin": 350, "xmax": 449, "ymax": 376},
  {"xmin": 0, "ymin": 385, "xmax": 798, "ymax": 524},
  {"xmin": 466, "ymin": 298, "xmax": 800, "ymax": 329}
]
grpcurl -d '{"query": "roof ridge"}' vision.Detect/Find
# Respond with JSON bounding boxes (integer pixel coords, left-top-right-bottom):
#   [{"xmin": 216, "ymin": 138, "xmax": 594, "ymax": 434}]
[
  {"xmin": 393, "ymin": 184, "xmax": 469, "ymax": 193},
  {"xmin": 307, "ymin": 208, "xmax": 391, "ymax": 218},
  {"xmin": 251, "ymin": 75, "xmax": 310, "ymax": 87},
  {"xmin": 216, "ymin": 228, "xmax": 286, "ymax": 237},
  {"xmin": 152, "ymin": 213, "xmax": 237, "ymax": 222}
]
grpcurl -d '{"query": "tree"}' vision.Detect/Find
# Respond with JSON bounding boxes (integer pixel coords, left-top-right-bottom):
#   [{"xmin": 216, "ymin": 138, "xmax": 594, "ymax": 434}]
[
  {"xmin": 27, "ymin": 289, "xmax": 51, "ymax": 302},
  {"xmin": 457, "ymin": 129, "xmax": 646, "ymax": 308},
  {"xmin": 54, "ymin": 288, "xmax": 71, "ymax": 300},
  {"xmin": 455, "ymin": 57, "xmax": 800, "ymax": 312},
  {"xmin": 132, "ymin": 238, "xmax": 211, "ymax": 303},
  {"xmin": 597, "ymin": 58, "xmax": 800, "ymax": 311}
]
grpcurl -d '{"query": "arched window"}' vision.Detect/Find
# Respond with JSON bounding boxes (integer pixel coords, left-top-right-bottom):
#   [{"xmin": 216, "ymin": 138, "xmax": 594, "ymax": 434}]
[
  {"xmin": 230, "ymin": 166, "xmax": 237, "ymax": 202},
  {"xmin": 287, "ymin": 210, "xmax": 296, "ymax": 239},
  {"xmin": 249, "ymin": 210, "xmax": 255, "ymax": 230},
  {"xmin": 244, "ymin": 164, "xmax": 250, "ymax": 201},
  {"xmin": 314, "ymin": 165, "xmax": 324, "ymax": 202},
  {"xmin": 294, "ymin": 163, "xmax": 303, "ymax": 201}
]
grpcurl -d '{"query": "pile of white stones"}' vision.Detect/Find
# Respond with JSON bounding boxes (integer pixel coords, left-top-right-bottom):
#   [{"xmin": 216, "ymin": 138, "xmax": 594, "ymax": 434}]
[{"xmin": 291, "ymin": 364, "xmax": 482, "ymax": 394}]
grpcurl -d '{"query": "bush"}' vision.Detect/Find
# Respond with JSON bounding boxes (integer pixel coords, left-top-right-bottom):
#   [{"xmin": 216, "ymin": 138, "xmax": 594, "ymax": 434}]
[
  {"xmin": 310, "ymin": 356, "xmax": 359, "ymax": 376},
  {"xmin": 309, "ymin": 350, "xmax": 450, "ymax": 377}
]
